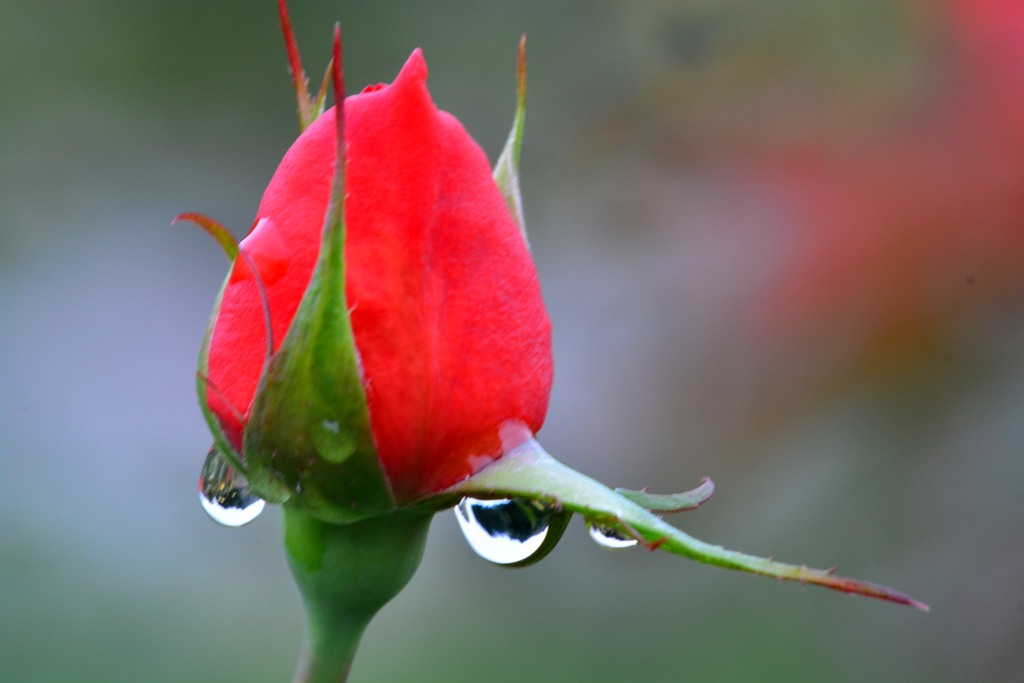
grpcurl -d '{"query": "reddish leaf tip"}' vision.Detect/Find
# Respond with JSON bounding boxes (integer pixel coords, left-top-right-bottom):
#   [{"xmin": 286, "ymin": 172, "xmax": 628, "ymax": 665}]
[
  {"xmin": 278, "ymin": 0, "xmax": 304, "ymax": 81},
  {"xmin": 174, "ymin": 212, "xmax": 239, "ymax": 261},
  {"xmin": 171, "ymin": 211, "xmax": 203, "ymax": 227},
  {"xmin": 330, "ymin": 22, "xmax": 347, "ymax": 192},
  {"xmin": 517, "ymin": 34, "xmax": 527, "ymax": 84},
  {"xmin": 278, "ymin": 0, "xmax": 314, "ymax": 129},
  {"xmin": 809, "ymin": 570, "xmax": 931, "ymax": 611},
  {"xmin": 332, "ymin": 23, "xmax": 344, "ymax": 99}
]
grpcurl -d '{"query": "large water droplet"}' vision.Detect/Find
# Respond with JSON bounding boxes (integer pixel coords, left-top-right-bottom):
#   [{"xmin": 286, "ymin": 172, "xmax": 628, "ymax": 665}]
[
  {"xmin": 455, "ymin": 497, "xmax": 552, "ymax": 565},
  {"xmin": 588, "ymin": 521, "xmax": 638, "ymax": 549},
  {"xmin": 199, "ymin": 448, "xmax": 265, "ymax": 527}
]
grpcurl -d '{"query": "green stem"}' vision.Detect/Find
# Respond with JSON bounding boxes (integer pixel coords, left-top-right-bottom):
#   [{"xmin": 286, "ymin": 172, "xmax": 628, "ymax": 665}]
[{"xmin": 283, "ymin": 506, "xmax": 432, "ymax": 683}]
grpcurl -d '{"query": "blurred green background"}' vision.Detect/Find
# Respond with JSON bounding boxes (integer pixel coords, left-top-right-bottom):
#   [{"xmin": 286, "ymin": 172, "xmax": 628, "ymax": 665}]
[{"xmin": 2, "ymin": 1, "xmax": 1022, "ymax": 681}]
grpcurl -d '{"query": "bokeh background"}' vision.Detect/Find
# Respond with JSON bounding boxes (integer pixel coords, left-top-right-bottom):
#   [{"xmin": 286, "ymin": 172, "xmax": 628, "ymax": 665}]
[{"xmin": 2, "ymin": 1, "xmax": 1023, "ymax": 681}]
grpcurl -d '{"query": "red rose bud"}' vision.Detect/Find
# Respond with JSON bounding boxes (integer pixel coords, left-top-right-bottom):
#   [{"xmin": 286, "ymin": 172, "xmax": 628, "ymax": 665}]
[
  {"xmin": 201, "ymin": 48, "xmax": 552, "ymax": 521},
  {"xmin": 185, "ymin": 14, "xmax": 928, "ymax": 643}
]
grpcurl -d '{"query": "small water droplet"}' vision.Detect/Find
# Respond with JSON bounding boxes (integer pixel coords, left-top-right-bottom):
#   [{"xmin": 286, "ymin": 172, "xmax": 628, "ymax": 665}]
[
  {"xmin": 199, "ymin": 448, "xmax": 265, "ymax": 527},
  {"xmin": 455, "ymin": 497, "xmax": 552, "ymax": 565},
  {"xmin": 588, "ymin": 521, "xmax": 638, "ymax": 549}
]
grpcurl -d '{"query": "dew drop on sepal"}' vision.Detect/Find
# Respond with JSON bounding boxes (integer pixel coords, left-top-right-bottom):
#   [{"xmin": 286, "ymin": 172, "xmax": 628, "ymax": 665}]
[
  {"xmin": 199, "ymin": 447, "xmax": 266, "ymax": 527},
  {"xmin": 587, "ymin": 521, "xmax": 638, "ymax": 549},
  {"xmin": 455, "ymin": 497, "xmax": 553, "ymax": 565}
]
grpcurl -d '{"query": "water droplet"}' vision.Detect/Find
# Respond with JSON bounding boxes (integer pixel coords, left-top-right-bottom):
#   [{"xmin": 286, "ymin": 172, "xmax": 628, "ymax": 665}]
[
  {"xmin": 199, "ymin": 448, "xmax": 265, "ymax": 527},
  {"xmin": 588, "ymin": 521, "xmax": 638, "ymax": 549},
  {"xmin": 455, "ymin": 497, "xmax": 552, "ymax": 565}
]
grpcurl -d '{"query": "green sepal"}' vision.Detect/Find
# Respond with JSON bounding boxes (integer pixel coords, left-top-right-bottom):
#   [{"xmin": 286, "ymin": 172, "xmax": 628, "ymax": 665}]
[
  {"xmin": 429, "ymin": 439, "xmax": 928, "ymax": 611},
  {"xmin": 615, "ymin": 477, "xmax": 714, "ymax": 513},
  {"xmin": 195, "ymin": 273, "xmax": 246, "ymax": 472},
  {"xmin": 177, "ymin": 211, "xmax": 246, "ymax": 471},
  {"xmin": 278, "ymin": 0, "xmax": 331, "ymax": 132},
  {"xmin": 243, "ymin": 121, "xmax": 395, "ymax": 523},
  {"xmin": 311, "ymin": 59, "xmax": 333, "ymax": 125},
  {"xmin": 493, "ymin": 35, "xmax": 528, "ymax": 243}
]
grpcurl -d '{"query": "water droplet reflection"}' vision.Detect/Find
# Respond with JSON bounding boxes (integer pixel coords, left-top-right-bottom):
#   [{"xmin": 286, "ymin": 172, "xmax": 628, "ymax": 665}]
[
  {"xmin": 588, "ymin": 522, "xmax": 638, "ymax": 549},
  {"xmin": 455, "ymin": 497, "xmax": 552, "ymax": 565},
  {"xmin": 199, "ymin": 448, "xmax": 265, "ymax": 527}
]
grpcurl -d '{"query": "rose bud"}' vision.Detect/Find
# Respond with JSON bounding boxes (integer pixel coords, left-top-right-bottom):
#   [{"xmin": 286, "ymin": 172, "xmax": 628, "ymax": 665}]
[
  {"xmin": 198, "ymin": 48, "xmax": 552, "ymax": 523},
  {"xmin": 184, "ymin": 13, "xmax": 927, "ymax": 635}
]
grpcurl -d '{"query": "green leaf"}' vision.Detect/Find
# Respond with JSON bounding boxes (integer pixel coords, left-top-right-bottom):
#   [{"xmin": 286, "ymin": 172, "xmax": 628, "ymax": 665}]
[
  {"xmin": 311, "ymin": 58, "xmax": 333, "ymax": 124},
  {"xmin": 493, "ymin": 35, "xmax": 528, "ymax": 244},
  {"xmin": 194, "ymin": 269, "xmax": 246, "ymax": 472},
  {"xmin": 615, "ymin": 477, "xmax": 714, "ymax": 513},
  {"xmin": 244, "ymin": 35, "xmax": 396, "ymax": 523},
  {"xmin": 178, "ymin": 211, "xmax": 278, "ymax": 475},
  {"xmin": 434, "ymin": 439, "xmax": 929, "ymax": 611}
]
